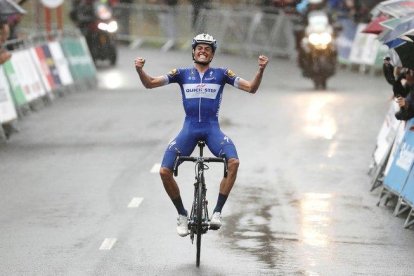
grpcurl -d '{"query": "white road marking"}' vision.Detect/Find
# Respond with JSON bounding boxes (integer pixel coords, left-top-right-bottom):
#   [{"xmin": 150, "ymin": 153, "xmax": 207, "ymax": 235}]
[
  {"xmin": 150, "ymin": 163, "xmax": 161, "ymax": 173},
  {"xmin": 99, "ymin": 238, "xmax": 117, "ymax": 250},
  {"xmin": 128, "ymin": 197, "xmax": 144, "ymax": 208}
]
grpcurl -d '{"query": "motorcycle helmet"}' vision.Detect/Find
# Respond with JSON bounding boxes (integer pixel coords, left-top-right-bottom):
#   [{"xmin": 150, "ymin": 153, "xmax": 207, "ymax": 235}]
[{"xmin": 192, "ymin": 33, "xmax": 217, "ymax": 53}]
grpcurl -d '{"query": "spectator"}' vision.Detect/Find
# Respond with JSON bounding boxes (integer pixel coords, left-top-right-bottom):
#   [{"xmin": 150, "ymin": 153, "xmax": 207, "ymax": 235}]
[
  {"xmin": 5, "ymin": 14, "xmax": 23, "ymax": 50},
  {"xmin": 395, "ymin": 69, "xmax": 414, "ymax": 121},
  {"xmin": 0, "ymin": 20, "xmax": 12, "ymax": 65}
]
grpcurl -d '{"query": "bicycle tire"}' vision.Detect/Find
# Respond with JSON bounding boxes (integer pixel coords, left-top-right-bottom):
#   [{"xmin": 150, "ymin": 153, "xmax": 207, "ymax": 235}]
[{"xmin": 196, "ymin": 180, "xmax": 203, "ymax": 267}]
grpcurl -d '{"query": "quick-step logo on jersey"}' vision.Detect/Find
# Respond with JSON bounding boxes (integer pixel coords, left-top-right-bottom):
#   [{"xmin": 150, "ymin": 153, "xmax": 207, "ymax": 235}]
[{"xmin": 183, "ymin": 83, "xmax": 221, "ymax": 99}]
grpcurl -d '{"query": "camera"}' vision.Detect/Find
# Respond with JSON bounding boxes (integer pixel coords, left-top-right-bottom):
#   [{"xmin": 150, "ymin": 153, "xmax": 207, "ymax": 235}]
[
  {"xmin": 395, "ymin": 107, "xmax": 414, "ymax": 121},
  {"xmin": 395, "ymin": 96, "xmax": 414, "ymax": 121}
]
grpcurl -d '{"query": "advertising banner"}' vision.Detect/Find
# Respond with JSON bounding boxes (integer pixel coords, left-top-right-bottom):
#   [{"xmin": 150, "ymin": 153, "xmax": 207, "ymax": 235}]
[
  {"xmin": 12, "ymin": 50, "xmax": 46, "ymax": 100},
  {"xmin": 8, "ymin": 51, "xmax": 38, "ymax": 102},
  {"xmin": 384, "ymin": 122, "xmax": 406, "ymax": 176},
  {"xmin": 2, "ymin": 60, "xmax": 27, "ymax": 107},
  {"xmin": 383, "ymin": 119, "xmax": 414, "ymax": 195},
  {"xmin": 401, "ymin": 167, "xmax": 414, "ymax": 206},
  {"xmin": 30, "ymin": 45, "xmax": 62, "ymax": 92},
  {"xmin": 0, "ymin": 67, "xmax": 17, "ymax": 123},
  {"xmin": 41, "ymin": 44, "xmax": 62, "ymax": 88},
  {"xmin": 349, "ymin": 24, "xmax": 382, "ymax": 66},
  {"xmin": 30, "ymin": 47, "xmax": 54, "ymax": 92},
  {"xmin": 48, "ymin": 41, "xmax": 74, "ymax": 86},
  {"xmin": 60, "ymin": 36, "xmax": 96, "ymax": 81},
  {"xmin": 336, "ymin": 18, "xmax": 357, "ymax": 63},
  {"xmin": 374, "ymin": 101, "xmax": 401, "ymax": 165}
]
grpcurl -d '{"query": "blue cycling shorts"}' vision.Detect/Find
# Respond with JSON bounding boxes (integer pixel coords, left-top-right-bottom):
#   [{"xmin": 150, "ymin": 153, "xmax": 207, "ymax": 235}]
[{"xmin": 161, "ymin": 119, "xmax": 238, "ymax": 170}]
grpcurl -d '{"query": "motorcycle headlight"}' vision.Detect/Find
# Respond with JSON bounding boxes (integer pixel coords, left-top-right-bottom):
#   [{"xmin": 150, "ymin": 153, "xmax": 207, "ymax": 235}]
[
  {"xmin": 107, "ymin": 20, "xmax": 118, "ymax": 33},
  {"xmin": 98, "ymin": 22, "xmax": 108, "ymax": 31},
  {"xmin": 308, "ymin": 32, "xmax": 332, "ymax": 48}
]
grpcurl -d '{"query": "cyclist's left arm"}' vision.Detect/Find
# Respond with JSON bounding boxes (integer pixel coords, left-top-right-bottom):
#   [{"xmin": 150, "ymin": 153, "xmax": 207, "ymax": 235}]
[{"xmin": 236, "ymin": 55, "xmax": 268, "ymax": 94}]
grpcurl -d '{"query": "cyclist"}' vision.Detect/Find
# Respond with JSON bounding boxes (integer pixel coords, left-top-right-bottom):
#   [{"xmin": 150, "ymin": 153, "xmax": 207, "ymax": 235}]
[{"xmin": 135, "ymin": 33, "xmax": 268, "ymax": 237}]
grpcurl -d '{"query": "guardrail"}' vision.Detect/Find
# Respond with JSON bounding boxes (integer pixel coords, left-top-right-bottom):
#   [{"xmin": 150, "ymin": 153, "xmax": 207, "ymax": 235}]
[
  {"xmin": 0, "ymin": 31, "xmax": 97, "ymax": 141},
  {"xmin": 15, "ymin": 3, "xmax": 391, "ymax": 71},
  {"xmin": 112, "ymin": 4, "xmax": 387, "ymax": 71},
  {"xmin": 112, "ymin": 4, "xmax": 296, "ymax": 58},
  {"xmin": 369, "ymin": 104, "xmax": 414, "ymax": 229}
]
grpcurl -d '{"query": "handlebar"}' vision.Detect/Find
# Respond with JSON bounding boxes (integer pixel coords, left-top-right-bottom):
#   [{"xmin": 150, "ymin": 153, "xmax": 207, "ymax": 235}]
[{"xmin": 173, "ymin": 156, "xmax": 228, "ymax": 178}]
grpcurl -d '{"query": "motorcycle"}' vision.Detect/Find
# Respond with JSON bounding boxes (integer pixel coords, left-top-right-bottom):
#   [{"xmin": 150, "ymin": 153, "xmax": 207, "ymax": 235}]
[
  {"xmin": 78, "ymin": 2, "xmax": 118, "ymax": 66},
  {"xmin": 299, "ymin": 10, "xmax": 337, "ymax": 90}
]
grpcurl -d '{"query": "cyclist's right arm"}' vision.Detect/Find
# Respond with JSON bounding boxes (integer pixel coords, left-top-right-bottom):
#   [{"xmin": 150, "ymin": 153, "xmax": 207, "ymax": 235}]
[{"xmin": 135, "ymin": 57, "xmax": 168, "ymax": 89}]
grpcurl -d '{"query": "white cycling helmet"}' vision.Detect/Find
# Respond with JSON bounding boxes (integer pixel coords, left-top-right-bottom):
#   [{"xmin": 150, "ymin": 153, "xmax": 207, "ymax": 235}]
[{"xmin": 192, "ymin": 33, "xmax": 217, "ymax": 52}]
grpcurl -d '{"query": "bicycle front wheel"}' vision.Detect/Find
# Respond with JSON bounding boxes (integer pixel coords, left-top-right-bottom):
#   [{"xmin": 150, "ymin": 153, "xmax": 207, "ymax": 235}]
[{"xmin": 196, "ymin": 181, "xmax": 203, "ymax": 267}]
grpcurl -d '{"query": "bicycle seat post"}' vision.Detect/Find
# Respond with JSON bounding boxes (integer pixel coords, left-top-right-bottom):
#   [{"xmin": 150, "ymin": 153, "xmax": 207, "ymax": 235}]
[{"xmin": 197, "ymin": 141, "xmax": 205, "ymax": 157}]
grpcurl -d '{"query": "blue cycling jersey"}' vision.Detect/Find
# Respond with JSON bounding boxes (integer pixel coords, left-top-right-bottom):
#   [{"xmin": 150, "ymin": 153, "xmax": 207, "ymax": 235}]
[
  {"xmin": 160, "ymin": 66, "xmax": 240, "ymax": 169},
  {"xmin": 165, "ymin": 67, "xmax": 240, "ymax": 122}
]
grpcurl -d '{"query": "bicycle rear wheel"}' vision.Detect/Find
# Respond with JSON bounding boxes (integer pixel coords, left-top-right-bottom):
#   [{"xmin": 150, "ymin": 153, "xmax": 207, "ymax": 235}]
[{"xmin": 196, "ymin": 181, "xmax": 203, "ymax": 267}]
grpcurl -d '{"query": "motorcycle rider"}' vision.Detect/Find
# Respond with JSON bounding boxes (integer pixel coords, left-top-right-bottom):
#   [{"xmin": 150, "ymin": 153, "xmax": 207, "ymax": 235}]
[
  {"xmin": 70, "ymin": 0, "xmax": 95, "ymax": 34},
  {"xmin": 0, "ymin": 18, "xmax": 11, "ymax": 65},
  {"xmin": 70, "ymin": 0, "xmax": 118, "ymax": 64},
  {"xmin": 70, "ymin": 0, "xmax": 117, "ymax": 34}
]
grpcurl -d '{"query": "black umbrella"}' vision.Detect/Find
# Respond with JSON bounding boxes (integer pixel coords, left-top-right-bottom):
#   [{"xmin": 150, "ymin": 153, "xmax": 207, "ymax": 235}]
[
  {"xmin": 0, "ymin": 0, "xmax": 26, "ymax": 16},
  {"xmin": 394, "ymin": 41, "xmax": 414, "ymax": 70}
]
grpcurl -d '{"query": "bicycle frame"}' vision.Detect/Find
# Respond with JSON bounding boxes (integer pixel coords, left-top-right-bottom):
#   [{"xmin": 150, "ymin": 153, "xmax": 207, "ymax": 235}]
[
  {"xmin": 189, "ymin": 160, "xmax": 209, "ymax": 237},
  {"xmin": 173, "ymin": 140, "xmax": 228, "ymax": 267}
]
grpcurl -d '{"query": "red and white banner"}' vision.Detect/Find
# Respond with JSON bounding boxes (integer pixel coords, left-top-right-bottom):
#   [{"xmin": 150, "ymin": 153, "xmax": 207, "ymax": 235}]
[{"xmin": 30, "ymin": 46, "xmax": 56, "ymax": 92}]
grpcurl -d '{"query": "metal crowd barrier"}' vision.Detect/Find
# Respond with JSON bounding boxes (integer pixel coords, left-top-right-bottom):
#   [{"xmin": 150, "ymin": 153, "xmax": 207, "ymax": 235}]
[
  {"xmin": 0, "ymin": 30, "xmax": 97, "ymax": 142},
  {"xmin": 112, "ymin": 4, "xmax": 296, "ymax": 58},
  {"xmin": 370, "ymin": 106, "xmax": 414, "ymax": 229},
  {"xmin": 111, "ymin": 4, "xmax": 387, "ymax": 71}
]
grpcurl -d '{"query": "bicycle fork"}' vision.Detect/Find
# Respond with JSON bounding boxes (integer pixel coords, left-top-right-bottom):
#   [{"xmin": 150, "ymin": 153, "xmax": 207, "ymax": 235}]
[{"xmin": 189, "ymin": 180, "xmax": 209, "ymax": 243}]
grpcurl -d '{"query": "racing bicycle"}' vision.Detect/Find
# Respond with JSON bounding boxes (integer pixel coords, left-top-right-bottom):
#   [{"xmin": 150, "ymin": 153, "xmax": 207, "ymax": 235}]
[{"xmin": 173, "ymin": 140, "xmax": 228, "ymax": 267}]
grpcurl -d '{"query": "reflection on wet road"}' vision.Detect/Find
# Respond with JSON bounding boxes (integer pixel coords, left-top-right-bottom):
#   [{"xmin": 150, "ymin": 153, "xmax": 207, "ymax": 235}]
[
  {"xmin": 221, "ymin": 185, "xmax": 386, "ymax": 274},
  {"xmin": 218, "ymin": 85, "xmax": 414, "ymax": 274},
  {"xmin": 98, "ymin": 68, "xmax": 125, "ymax": 90},
  {"xmin": 300, "ymin": 193, "xmax": 332, "ymax": 248},
  {"xmin": 303, "ymin": 95, "xmax": 338, "ymax": 140},
  {"xmin": 222, "ymin": 187, "xmax": 286, "ymax": 272}
]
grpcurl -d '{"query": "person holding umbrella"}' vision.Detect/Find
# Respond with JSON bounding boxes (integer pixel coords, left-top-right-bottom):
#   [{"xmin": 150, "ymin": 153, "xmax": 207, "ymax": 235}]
[
  {"xmin": 0, "ymin": 0, "xmax": 26, "ymax": 64},
  {"xmin": 0, "ymin": 17, "xmax": 11, "ymax": 64}
]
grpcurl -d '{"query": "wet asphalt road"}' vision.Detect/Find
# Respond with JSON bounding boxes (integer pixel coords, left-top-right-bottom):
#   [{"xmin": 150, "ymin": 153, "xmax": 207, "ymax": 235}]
[{"xmin": 0, "ymin": 46, "xmax": 413, "ymax": 275}]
